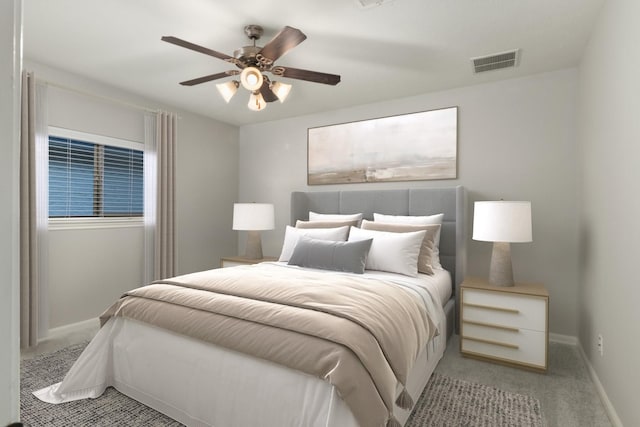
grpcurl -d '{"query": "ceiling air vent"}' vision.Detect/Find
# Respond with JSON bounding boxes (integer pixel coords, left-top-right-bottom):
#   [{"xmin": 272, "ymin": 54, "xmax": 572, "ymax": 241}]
[
  {"xmin": 471, "ymin": 49, "xmax": 520, "ymax": 74},
  {"xmin": 355, "ymin": 0, "xmax": 396, "ymax": 9}
]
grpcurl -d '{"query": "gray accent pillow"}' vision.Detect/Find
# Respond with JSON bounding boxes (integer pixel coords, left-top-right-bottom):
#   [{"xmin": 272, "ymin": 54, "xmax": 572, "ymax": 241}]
[
  {"xmin": 278, "ymin": 225, "xmax": 350, "ymax": 262},
  {"xmin": 287, "ymin": 236, "xmax": 373, "ymax": 274}
]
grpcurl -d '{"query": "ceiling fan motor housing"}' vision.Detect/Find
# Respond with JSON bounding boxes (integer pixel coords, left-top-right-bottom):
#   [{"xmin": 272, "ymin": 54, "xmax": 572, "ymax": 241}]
[
  {"xmin": 234, "ymin": 25, "xmax": 266, "ymax": 68},
  {"xmin": 234, "ymin": 46, "xmax": 261, "ymax": 67}
]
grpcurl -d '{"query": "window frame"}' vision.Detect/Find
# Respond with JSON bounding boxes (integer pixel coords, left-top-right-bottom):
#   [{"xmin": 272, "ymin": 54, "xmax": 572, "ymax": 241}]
[{"xmin": 48, "ymin": 126, "xmax": 145, "ymax": 230}]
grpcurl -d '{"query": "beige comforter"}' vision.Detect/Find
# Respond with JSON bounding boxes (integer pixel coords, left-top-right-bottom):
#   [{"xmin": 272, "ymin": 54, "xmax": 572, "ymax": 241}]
[{"xmin": 99, "ymin": 263, "xmax": 438, "ymax": 427}]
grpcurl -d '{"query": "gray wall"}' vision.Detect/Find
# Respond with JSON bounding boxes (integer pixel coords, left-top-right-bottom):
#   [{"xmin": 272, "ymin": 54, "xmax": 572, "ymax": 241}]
[
  {"xmin": 239, "ymin": 69, "xmax": 580, "ymax": 337},
  {"xmin": 0, "ymin": 0, "xmax": 21, "ymax": 423},
  {"xmin": 27, "ymin": 61, "xmax": 239, "ymax": 329},
  {"xmin": 176, "ymin": 110, "xmax": 238, "ymax": 274},
  {"xmin": 577, "ymin": 0, "xmax": 640, "ymax": 425}
]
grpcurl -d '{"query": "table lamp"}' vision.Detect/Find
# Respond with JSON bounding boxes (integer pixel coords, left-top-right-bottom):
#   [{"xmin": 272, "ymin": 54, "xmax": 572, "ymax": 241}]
[
  {"xmin": 472, "ymin": 201, "xmax": 532, "ymax": 287},
  {"xmin": 233, "ymin": 203, "xmax": 275, "ymax": 259}
]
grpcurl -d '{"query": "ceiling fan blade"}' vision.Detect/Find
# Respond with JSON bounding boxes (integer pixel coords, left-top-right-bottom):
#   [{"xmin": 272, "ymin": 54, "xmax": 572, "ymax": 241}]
[
  {"xmin": 277, "ymin": 67, "xmax": 341, "ymax": 86},
  {"xmin": 259, "ymin": 81, "xmax": 279, "ymax": 103},
  {"xmin": 161, "ymin": 36, "xmax": 233, "ymax": 62},
  {"xmin": 179, "ymin": 72, "xmax": 231, "ymax": 86},
  {"xmin": 258, "ymin": 26, "xmax": 307, "ymax": 63}
]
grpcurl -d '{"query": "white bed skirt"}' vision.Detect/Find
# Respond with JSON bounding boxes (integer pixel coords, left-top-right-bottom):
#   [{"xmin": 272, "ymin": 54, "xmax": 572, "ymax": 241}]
[{"xmin": 35, "ymin": 300, "xmax": 450, "ymax": 427}]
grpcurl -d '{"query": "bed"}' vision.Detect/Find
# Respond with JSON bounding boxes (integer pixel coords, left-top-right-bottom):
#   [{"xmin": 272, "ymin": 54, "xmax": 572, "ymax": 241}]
[{"xmin": 35, "ymin": 186, "xmax": 467, "ymax": 427}]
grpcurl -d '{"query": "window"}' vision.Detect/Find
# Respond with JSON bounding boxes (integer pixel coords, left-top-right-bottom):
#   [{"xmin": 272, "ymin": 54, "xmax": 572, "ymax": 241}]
[{"xmin": 48, "ymin": 128, "xmax": 143, "ymax": 219}]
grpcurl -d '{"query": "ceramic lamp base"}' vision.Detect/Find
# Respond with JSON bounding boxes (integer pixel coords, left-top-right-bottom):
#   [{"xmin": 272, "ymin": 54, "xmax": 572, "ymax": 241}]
[
  {"xmin": 489, "ymin": 241, "xmax": 514, "ymax": 287},
  {"xmin": 244, "ymin": 230, "xmax": 263, "ymax": 259}
]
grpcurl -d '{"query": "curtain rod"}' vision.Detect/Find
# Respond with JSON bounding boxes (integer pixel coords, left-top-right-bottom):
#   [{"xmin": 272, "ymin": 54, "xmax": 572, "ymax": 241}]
[{"xmin": 35, "ymin": 76, "xmax": 165, "ymax": 115}]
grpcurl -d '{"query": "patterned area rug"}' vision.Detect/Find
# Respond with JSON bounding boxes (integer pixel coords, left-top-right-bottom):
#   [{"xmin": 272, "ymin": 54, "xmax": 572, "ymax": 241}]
[
  {"xmin": 22, "ymin": 342, "xmax": 543, "ymax": 426},
  {"xmin": 406, "ymin": 373, "xmax": 543, "ymax": 427}
]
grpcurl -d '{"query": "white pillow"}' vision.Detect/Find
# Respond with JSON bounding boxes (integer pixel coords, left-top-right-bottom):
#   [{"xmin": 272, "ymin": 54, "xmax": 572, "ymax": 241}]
[
  {"xmin": 373, "ymin": 213, "xmax": 444, "ymax": 269},
  {"xmin": 278, "ymin": 225, "xmax": 350, "ymax": 262},
  {"xmin": 348, "ymin": 226, "xmax": 426, "ymax": 277},
  {"xmin": 309, "ymin": 211, "xmax": 363, "ymax": 222},
  {"xmin": 361, "ymin": 220, "xmax": 440, "ymax": 275},
  {"xmin": 373, "ymin": 212, "xmax": 444, "ymax": 226}
]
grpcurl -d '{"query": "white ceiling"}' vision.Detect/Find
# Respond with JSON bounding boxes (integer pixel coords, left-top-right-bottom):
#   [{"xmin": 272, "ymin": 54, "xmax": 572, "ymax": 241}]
[{"xmin": 24, "ymin": 0, "xmax": 604, "ymax": 126}]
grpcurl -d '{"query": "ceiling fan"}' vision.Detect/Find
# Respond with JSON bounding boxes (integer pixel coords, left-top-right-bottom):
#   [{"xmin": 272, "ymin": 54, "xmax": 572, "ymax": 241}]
[{"xmin": 161, "ymin": 25, "xmax": 341, "ymax": 111}]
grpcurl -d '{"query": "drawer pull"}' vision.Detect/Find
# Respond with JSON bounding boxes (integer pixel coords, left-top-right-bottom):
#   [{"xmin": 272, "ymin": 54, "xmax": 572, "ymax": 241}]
[
  {"xmin": 462, "ymin": 335, "xmax": 520, "ymax": 350},
  {"xmin": 463, "ymin": 320, "xmax": 520, "ymax": 332},
  {"xmin": 463, "ymin": 302, "xmax": 519, "ymax": 314}
]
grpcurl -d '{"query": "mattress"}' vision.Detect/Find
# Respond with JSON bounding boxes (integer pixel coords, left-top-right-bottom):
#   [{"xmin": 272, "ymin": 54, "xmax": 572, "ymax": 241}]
[{"xmin": 35, "ymin": 265, "xmax": 452, "ymax": 427}]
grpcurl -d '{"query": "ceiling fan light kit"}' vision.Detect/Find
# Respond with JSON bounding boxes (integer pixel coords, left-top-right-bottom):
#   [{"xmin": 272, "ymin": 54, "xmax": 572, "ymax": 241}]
[
  {"xmin": 248, "ymin": 92, "xmax": 267, "ymax": 111},
  {"xmin": 162, "ymin": 24, "xmax": 340, "ymax": 112},
  {"xmin": 216, "ymin": 80, "xmax": 239, "ymax": 103},
  {"xmin": 240, "ymin": 67, "xmax": 264, "ymax": 91},
  {"xmin": 270, "ymin": 81, "xmax": 292, "ymax": 103}
]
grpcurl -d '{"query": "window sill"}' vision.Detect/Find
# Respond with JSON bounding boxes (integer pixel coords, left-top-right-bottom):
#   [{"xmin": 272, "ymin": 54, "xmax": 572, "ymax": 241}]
[{"xmin": 49, "ymin": 217, "xmax": 144, "ymax": 230}]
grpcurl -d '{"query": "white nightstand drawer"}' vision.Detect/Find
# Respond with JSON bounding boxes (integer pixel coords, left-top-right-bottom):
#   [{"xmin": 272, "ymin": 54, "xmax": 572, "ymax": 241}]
[
  {"xmin": 462, "ymin": 288, "xmax": 545, "ymax": 331},
  {"xmin": 460, "ymin": 279, "xmax": 548, "ymax": 372},
  {"xmin": 461, "ymin": 326, "xmax": 546, "ymax": 369}
]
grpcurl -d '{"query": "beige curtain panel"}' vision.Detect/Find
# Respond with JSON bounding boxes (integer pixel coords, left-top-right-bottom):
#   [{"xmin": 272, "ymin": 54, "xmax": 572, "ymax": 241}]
[
  {"xmin": 20, "ymin": 70, "xmax": 38, "ymax": 349},
  {"xmin": 154, "ymin": 111, "xmax": 177, "ymax": 280},
  {"xmin": 20, "ymin": 71, "xmax": 48, "ymax": 349}
]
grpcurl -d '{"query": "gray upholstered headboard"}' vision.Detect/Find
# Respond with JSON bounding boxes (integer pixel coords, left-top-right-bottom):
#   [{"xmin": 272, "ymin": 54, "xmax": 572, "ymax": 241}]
[{"xmin": 291, "ymin": 186, "xmax": 467, "ymax": 327}]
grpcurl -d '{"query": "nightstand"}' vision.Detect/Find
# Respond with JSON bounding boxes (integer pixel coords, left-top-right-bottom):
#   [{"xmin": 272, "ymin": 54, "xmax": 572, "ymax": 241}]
[
  {"xmin": 220, "ymin": 256, "xmax": 278, "ymax": 268},
  {"xmin": 460, "ymin": 277, "xmax": 549, "ymax": 372}
]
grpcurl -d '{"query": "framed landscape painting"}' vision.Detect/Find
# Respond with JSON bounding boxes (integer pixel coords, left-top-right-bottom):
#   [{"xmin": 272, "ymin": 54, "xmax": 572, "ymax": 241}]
[{"xmin": 307, "ymin": 106, "xmax": 457, "ymax": 185}]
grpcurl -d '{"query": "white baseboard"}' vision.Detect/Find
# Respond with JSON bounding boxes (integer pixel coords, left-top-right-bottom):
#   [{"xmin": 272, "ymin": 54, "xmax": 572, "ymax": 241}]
[
  {"xmin": 576, "ymin": 342, "xmax": 624, "ymax": 427},
  {"xmin": 548, "ymin": 333, "xmax": 622, "ymax": 426},
  {"xmin": 44, "ymin": 317, "xmax": 99, "ymax": 342},
  {"xmin": 549, "ymin": 333, "xmax": 578, "ymax": 345}
]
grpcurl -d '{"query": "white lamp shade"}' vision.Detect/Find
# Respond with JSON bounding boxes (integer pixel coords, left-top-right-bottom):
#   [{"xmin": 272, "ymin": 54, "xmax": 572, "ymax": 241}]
[
  {"xmin": 270, "ymin": 81, "xmax": 292, "ymax": 102},
  {"xmin": 240, "ymin": 67, "xmax": 264, "ymax": 91},
  {"xmin": 248, "ymin": 91, "xmax": 267, "ymax": 111},
  {"xmin": 233, "ymin": 203, "xmax": 275, "ymax": 231},
  {"xmin": 216, "ymin": 80, "xmax": 239, "ymax": 103},
  {"xmin": 473, "ymin": 201, "xmax": 532, "ymax": 243}
]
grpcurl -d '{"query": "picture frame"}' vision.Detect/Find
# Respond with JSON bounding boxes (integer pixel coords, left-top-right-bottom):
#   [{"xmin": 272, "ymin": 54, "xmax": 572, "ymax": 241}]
[{"xmin": 307, "ymin": 106, "xmax": 457, "ymax": 185}]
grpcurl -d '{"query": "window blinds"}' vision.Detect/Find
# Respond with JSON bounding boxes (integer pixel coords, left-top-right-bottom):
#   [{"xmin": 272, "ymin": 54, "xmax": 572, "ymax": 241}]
[
  {"xmin": 49, "ymin": 136, "xmax": 143, "ymax": 218},
  {"xmin": 103, "ymin": 145, "xmax": 144, "ymax": 216}
]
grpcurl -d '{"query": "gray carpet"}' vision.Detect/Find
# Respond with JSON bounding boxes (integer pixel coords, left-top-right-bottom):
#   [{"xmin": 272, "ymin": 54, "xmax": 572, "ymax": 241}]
[
  {"xmin": 21, "ymin": 342, "xmax": 543, "ymax": 427},
  {"xmin": 435, "ymin": 336, "xmax": 612, "ymax": 427}
]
